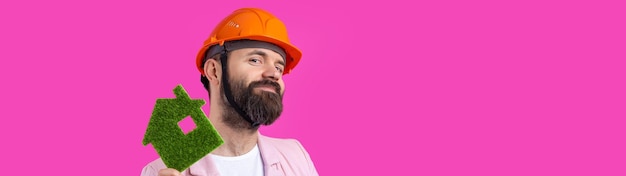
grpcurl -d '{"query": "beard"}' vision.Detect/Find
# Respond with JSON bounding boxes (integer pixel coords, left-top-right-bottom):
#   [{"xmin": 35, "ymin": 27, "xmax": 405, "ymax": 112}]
[{"xmin": 221, "ymin": 78, "xmax": 284, "ymax": 130}]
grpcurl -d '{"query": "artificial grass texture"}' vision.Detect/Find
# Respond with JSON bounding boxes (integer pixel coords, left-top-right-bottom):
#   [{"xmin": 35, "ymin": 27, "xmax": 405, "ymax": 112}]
[{"xmin": 143, "ymin": 84, "xmax": 224, "ymax": 172}]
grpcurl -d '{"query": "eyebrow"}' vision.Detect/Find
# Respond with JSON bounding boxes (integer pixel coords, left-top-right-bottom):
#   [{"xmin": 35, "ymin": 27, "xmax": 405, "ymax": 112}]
[{"xmin": 247, "ymin": 50, "xmax": 285, "ymax": 66}]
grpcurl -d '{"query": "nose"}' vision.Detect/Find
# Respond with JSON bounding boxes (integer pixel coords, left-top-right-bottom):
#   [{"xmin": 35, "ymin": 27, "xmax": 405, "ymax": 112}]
[{"xmin": 262, "ymin": 65, "xmax": 281, "ymax": 81}]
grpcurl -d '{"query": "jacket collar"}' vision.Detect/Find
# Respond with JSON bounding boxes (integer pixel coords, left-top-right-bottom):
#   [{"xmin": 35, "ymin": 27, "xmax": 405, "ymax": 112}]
[{"xmin": 258, "ymin": 133, "xmax": 285, "ymax": 176}]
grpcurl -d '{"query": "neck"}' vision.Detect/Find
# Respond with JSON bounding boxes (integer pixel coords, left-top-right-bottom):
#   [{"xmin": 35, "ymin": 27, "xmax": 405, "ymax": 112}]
[
  {"xmin": 212, "ymin": 123, "xmax": 259, "ymax": 156},
  {"xmin": 208, "ymin": 102, "xmax": 259, "ymax": 157}
]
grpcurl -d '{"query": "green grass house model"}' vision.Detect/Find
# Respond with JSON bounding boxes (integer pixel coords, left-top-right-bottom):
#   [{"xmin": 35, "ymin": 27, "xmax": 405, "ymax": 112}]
[{"xmin": 143, "ymin": 84, "xmax": 224, "ymax": 171}]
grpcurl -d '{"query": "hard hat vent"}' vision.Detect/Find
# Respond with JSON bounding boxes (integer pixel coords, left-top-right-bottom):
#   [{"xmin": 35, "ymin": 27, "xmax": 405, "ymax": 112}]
[{"xmin": 227, "ymin": 21, "xmax": 239, "ymax": 28}]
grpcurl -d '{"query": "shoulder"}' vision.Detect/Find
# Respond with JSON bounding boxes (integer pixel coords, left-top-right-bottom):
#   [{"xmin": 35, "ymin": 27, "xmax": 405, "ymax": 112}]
[{"xmin": 258, "ymin": 135, "xmax": 319, "ymax": 175}]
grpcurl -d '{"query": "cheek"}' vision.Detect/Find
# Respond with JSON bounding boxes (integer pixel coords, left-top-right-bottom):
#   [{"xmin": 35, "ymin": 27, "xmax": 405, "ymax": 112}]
[{"xmin": 279, "ymin": 81, "xmax": 285, "ymax": 92}]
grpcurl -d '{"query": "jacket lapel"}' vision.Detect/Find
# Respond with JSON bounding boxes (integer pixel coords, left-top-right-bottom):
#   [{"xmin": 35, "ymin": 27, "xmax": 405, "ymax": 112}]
[{"xmin": 258, "ymin": 134, "xmax": 285, "ymax": 176}]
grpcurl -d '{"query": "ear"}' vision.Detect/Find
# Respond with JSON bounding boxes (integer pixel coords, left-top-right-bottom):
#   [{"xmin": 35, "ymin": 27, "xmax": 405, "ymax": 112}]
[{"xmin": 203, "ymin": 59, "xmax": 221, "ymax": 86}]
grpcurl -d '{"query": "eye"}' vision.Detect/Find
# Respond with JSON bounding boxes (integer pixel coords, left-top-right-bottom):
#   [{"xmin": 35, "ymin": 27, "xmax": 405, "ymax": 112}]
[
  {"xmin": 249, "ymin": 57, "xmax": 262, "ymax": 65},
  {"xmin": 275, "ymin": 65, "xmax": 284, "ymax": 73}
]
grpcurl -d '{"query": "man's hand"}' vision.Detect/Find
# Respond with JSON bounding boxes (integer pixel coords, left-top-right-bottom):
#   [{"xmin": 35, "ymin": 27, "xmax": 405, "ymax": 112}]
[{"xmin": 158, "ymin": 168, "xmax": 182, "ymax": 176}]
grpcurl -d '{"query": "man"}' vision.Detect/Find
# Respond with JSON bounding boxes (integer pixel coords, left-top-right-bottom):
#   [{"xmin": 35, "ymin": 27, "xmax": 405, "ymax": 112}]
[{"xmin": 141, "ymin": 8, "xmax": 318, "ymax": 176}]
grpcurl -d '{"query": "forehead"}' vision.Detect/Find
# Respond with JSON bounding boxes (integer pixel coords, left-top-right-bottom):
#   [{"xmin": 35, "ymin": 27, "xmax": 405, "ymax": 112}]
[{"xmin": 230, "ymin": 48, "xmax": 285, "ymax": 62}]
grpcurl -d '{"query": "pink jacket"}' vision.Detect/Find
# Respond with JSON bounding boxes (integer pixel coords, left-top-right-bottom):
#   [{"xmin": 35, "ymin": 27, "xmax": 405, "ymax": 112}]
[{"xmin": 141, "ymin": 134, "xmax": 319, "ymax": 176}]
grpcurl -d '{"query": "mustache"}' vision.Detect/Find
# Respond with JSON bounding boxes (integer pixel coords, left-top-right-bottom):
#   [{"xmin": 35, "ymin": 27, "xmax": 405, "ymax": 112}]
[{"xmin": 249, "ymin": 79, "xmax": 281, "ymax": 94}]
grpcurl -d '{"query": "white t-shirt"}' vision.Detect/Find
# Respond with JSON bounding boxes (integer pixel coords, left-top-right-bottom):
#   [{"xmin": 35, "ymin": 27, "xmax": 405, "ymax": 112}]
[{"xmin": 209, "ymin": 144, "xmax": 264, "ymax": 176}]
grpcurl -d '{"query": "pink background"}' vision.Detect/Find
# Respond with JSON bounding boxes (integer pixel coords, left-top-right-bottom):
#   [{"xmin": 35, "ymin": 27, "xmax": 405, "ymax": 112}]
[{"xmin": 1, "ymin": 0, "xmax": 625, "ymax": 175}]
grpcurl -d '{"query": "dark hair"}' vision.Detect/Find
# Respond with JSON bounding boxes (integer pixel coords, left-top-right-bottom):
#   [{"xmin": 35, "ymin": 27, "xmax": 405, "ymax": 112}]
[{"xmin": 200, "ymin": 74, "xmax": 210, "ymax": 92}]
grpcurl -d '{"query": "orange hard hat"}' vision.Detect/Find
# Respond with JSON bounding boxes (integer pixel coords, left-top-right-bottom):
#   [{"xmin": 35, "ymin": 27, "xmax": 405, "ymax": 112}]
[{"xmin": 196, "ymin": 8, "xmax": 302, "ymax": 75}]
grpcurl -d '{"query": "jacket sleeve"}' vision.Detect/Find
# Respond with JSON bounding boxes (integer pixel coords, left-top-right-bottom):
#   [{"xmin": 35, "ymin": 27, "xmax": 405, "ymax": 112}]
[
  {"xmin": 140, "ymin": 158, "xmax": 169, "ymax": 176},
  {"xmin": 294, "ymin": 140, "xmax": 319, "ymax": 176},
  {"xmin": 140, "ymin": 164, "xmax": 158, "ymax": 176}
]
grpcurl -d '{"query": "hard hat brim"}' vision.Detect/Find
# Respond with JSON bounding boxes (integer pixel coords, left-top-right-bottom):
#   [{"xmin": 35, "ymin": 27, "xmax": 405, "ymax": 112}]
[{"xmin": 196, "ymin": 35, "xmax": 302, "ymax": 75}]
